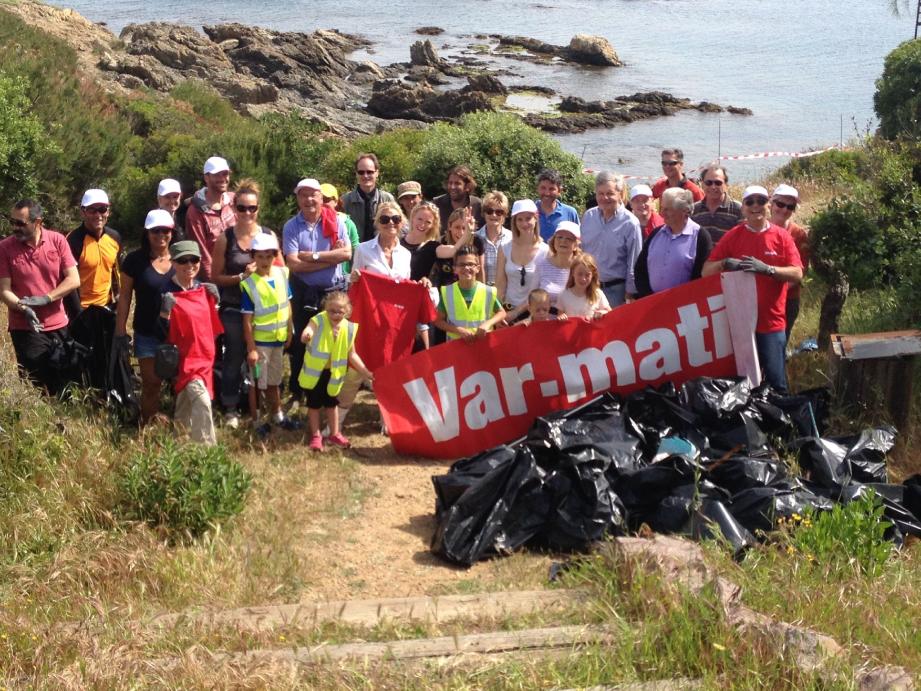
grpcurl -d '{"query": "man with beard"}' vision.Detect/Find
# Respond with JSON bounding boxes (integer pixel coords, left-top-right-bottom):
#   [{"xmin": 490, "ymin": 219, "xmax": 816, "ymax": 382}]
[
  {"xmin": 433, "ymin": 165, "xmax": 484, "ymax": 234},
  {"xmin": 185, "ymin": 156, "xmax": 236, "ymax": 281},
  {"xmin": 0, "ymin": 200, "xmax": 81, "ymax": 394}
]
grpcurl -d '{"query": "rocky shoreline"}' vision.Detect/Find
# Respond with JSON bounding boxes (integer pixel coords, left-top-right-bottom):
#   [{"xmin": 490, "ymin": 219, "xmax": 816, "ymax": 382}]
[{"xmin": 4, "ymin": 1, "xmax": 752, "ymax": 137}]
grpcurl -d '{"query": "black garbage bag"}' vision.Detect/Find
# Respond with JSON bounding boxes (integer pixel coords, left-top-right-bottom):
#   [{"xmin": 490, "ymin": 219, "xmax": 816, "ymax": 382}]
[
  {"xmin": 812, "ymin": 482, "xmax": 921, "ymax": 542},
  {"xmin": 615, "ymin": 454, "xmax": 702, "ymax": 530},
  {"xmin": 691, "ymin": 498, "xmax": 755, "ymax": 556},
  {"xmin": 69, "ymin": 305, "xmax": 115, "ymax": 390},
  {"xmin": 798, "ymin": 427, "xmax": 895, "ymax": 488},
  {"xmin": 842, "ymin": 427, "xmax": 896, "ymax": 484},
  {"xmin": 431, "ymin": 446, "xmax": 543, "ymax": 566},
  {"xmin": 706, "ymin": 409, "xmax": 772, "ymax": 457},
  {"xmin": 623, "ymin": 384, "xmax": 706, "ymax": 461},
  {"xmin": 646, "ymin": 481, "xmax": 729, "ymax": 533},
  {"xmin": 797, "ymin": 436, "xmax": 850, "ymax": 488},
  {"xmin": 433, "ymin": 446, "xmax": 517, "ymax": 515},
  {"xmin": 704, "ymin": 456, "xmax": 789, "ymax": 494},
  {"xmin": 761, "ymin": 387, "xmax": 831, "ymax": 439},
  {"xmin": 904, "ymin": 475, "xmax": 921, "ymax": 524},
  {"xmin": 679, "ymin": 377, "xmax": 752, "ymax": 426},
  {"xmin": 729, "ymin": 486, "xmax": 834, "ymax": 534},
  {"xmin": 107, "ymin": 334, "xmax": 140, "ymax": 424}
]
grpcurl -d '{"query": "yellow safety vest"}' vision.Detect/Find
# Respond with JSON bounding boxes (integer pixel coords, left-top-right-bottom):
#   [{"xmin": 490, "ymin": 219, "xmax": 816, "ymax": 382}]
[
  {"xmin": 241, "ymin": 266, "xmax": 291, "ymax": 343},
  {"xmin": 440, "ymin": 282, "xmax": 497, "ymax": 341},
  {"xmin": 298, "ymin": 311, "xmax": 358, "ymax": 395}
]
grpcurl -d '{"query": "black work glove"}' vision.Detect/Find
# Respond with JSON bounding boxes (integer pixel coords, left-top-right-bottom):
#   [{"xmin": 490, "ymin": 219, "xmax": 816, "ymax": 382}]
[
  {"xmin": 740, "ymin": 255, "xmax": 774, "ymax": 275},
  {"xmin": 201, "ymin": 282, "xmax": 220, "ymax": 304},
  {"xmin": 22, "ymin": 306, "xmax": 43, "ymax": 333},
  {"xmin": 722, "ymin": 258, "xmax": 744, "ymax": 272},
  {"xmin": 20, "ymin": 295, "xmax": 51, "ymax": 307},
  {"xmin": 161, "ymin": 292, "xmax": 177, "ymax": 317}
]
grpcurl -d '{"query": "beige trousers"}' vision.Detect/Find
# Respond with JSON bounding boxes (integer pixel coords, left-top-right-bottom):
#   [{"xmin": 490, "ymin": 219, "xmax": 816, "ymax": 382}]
[{"xmin": 175, "ymin": 377, "xmax": 216, "ymax": 446}]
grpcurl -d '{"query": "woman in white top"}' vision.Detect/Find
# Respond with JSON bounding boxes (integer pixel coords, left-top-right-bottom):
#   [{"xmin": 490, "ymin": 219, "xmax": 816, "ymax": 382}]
[
  {"xmin": 351, "ymin": 202, "xmax": 413, "ymax": 278},
  {"xmin": 535, "ymin": 221, "xmax": 581, "ymax": 306},
  {"xmin": 496, "ymin": 199, "xmax": 548, "ymax": 323},
  {"xmin": 557, "ymin": 252, "xmax": 611, "ymax": 319}
]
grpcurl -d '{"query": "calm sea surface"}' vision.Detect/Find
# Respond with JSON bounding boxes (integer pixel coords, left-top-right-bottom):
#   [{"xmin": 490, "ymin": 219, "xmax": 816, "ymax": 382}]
[{"xmin": 60, "ymin": 0, "xmax": 910, "ymax": 182}]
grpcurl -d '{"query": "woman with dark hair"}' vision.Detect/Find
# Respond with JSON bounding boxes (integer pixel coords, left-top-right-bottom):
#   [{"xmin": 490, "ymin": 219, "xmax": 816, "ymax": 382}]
[
  {"xmin": 114, "ymin": 209, "xmax": 176, "ymax": 424},
  {"xmin": 210, "ymin": 178, "xmax": 278, "ymax": 429}
]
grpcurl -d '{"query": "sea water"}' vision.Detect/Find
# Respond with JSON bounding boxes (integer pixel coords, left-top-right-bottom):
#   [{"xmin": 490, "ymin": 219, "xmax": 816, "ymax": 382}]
[{"xmin": 60, "ymin": 0, "xmax": 910, "ymax": 182}]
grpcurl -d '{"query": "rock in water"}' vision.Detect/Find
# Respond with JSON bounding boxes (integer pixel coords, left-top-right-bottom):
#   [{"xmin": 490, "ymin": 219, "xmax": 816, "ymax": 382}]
[
  {"xmin": 566, "ymin": 34, "xmax": 622, "ymax": 66},
  {"xmin": 409, "ymin": 40, "xmax": 446, "ymax": 68}
]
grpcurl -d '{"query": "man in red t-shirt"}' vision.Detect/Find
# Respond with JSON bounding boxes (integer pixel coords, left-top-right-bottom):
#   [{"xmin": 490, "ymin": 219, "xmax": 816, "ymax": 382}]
[
  {"xmin": 651, "ymin": 148, "xmax": 704, "ymax": 203},
  {"xmin": 702, "ymin": 185, "xmax": 803, "ymax": 392},
  {"xmin": 185, "ymin": 156, "xmax": 236, "ymax": 281},
  {"xmin": 769, "ymin": 184, "xmax": 810, "ymax": 341},
  {"xmin": 0, "ymin": 199, "xmax": 81, "ymax": 394}
]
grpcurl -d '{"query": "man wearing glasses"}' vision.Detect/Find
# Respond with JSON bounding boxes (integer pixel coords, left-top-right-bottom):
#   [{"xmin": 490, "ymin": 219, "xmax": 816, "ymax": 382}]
[
  {"xmin": 691, "ymin": 164, "xmax": 742, "ymax": 244},
  {"xmin": 0, "ymin": 200, "xmax": 81, "ymax": 394},
  {"xmin": 341, "ymin": 153, "xmax": 395, "ymax": 243},
  {"xmin": 66, "ymin": 188, "xmax": 122, "ymax": 315},
  {"xmin": 651, "ymin": 148, "xmax": 704, "ymax": 203},
  {"xmin": 702, "ymin": 186, "xmax": 803, "ymax": 393},
  {"xmin": 186, "ymin": 156, "xmax": 236, "ymax": 281}
]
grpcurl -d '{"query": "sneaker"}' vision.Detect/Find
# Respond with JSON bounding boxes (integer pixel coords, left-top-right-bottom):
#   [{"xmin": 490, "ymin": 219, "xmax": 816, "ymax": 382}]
[
  {"xmin": 225, "ymin": 413, "xmax": 240, "ymax": 430},
  {"xmin": 326, "ymin": 432, "xmax": 351, "ymax": 449},
  {"xmin": 278, "ymin": 416, "xmax": 303, "ymax": 431},
  {"xmin": 308, "ymin": 433, "xmax": 324, "ymax": 451}
]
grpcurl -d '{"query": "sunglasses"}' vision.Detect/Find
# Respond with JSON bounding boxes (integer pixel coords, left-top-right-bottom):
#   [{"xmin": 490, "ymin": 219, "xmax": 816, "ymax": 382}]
[
  {"xmin": 519, "ymin": 265, "xmax": 527, "ymax": 287},
  {"xmin": 148, "ymin": 227, "xmax": 173, "ymax": 234},
  {"xmin": 661, "ymin": 160, "xmax": 680, "ymax": 167},
  {"xmin": 772, "ymin": 200, "xmax": 797, "ymax": 211},
  {"xmin": 84, "ymin": 205, "xmax": 110, "ymax": 214},
  {"xmin": 357, "ymin": 170, "xmax": 377, "ymax": 176},
  {"xmin": 235, "ymin": 204, "xmax": 258, "ymax": 213},
  {"xmin": 322, "ymin": 197, "xmax": 336, "ymax": 204},
  {"xmin": 484, "ymin": 208, "xmax": 506, "ymax": 216},
  {"xmin": 175, "ymin": 256, "xmax": 200, "ymax": 265},
  {"xmin": 379, "ymin": 215, "xmax": 402, "ymax": 225},
  {"xmin": 744, "ymin": 197, "xmax": 769, "ymax": 207},
  {"xmin": 704, "ymin": 179, "xmax": 724, "ymax": 187},
  {"xmin": 9, "ymin": 218, "xmax": 28, "ymax": 228}
]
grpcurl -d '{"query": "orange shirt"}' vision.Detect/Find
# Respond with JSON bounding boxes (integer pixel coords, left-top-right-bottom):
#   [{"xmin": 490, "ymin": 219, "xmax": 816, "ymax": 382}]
[{"xmin": 76, "ymin": 232, "xmax": 120, "ymax": 307}]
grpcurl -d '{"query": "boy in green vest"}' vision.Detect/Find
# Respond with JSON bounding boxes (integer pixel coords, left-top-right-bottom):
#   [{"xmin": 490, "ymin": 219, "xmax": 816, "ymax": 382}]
[
  {"xmin": 434, "ymin": 246, "xmax": 506, "ymax": 342},
  {"xmin": 241, "ymin": 233, "xmax": 300, "ymax": 437},
  {"xmin": 299, "ymin": 291, "xmax": 373, "ymax": 451}
]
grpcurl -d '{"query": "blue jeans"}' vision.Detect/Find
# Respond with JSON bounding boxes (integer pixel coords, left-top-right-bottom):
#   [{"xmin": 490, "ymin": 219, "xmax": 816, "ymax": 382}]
[
  {"xmin": 602, "ymin": 282, "xmax": 626, "ymax": 307},
  {"xmin": 756, "ymin": 330, "xmax": 788, "ymax": 393},
  {"xmin": 220, "ymin": 308, "xmax": 246, "ymax": 410}
]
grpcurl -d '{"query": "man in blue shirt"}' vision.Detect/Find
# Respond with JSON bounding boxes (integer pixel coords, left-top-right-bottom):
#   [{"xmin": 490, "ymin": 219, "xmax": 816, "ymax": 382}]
[
  {"xmin": 535, "ymin": 168, "xmax": 580, "ymax": 241},
  {"xmin": 283, "ymin": 178, "xmax": 351, "ymax": 402}
]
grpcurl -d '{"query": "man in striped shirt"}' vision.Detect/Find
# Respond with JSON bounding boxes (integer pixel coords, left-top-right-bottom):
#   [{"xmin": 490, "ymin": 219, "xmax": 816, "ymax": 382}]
[{"xmin": 691, "ymin": 164, "xmax": 742, "ymax": 244}]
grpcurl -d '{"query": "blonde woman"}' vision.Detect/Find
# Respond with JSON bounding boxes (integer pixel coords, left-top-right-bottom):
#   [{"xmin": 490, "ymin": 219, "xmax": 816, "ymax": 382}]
[
  {"xmin": 495, "ymin": 199, "xmax": 549, "ymax": 323},
  {"xmin": 476, "ymin": 191, "xmax": 512, "ymax": 285}
]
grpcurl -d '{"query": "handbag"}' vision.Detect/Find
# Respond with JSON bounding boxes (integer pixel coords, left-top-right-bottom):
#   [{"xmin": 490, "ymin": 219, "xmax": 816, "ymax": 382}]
[{"xmin": 154, "ymin": 343, "xmax": 180, "ymax": 380}]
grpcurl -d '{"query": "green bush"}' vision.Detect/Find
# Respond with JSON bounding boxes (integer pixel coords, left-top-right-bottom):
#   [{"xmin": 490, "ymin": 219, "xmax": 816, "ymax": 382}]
[
  {"xmin": 875, "ymin": 39, "xmax": 921, "ymax": 140},
  {"xmin": 414, "ymin": 112, "xmax": 594, "ymax": 207},
  {"xmin": 318, "ymin": 127, "xmax": 427, "ymax": 195},
  {"xmin": 785, "ymin": 490, "xmax": 892, "ymax": 578},
  {"xmin": 118, "ymin": 438, "xmax": 251, "ymax": 539},
  {"xmin": 774, "ymin": 148, "xmax": 861, "ymax": 187},
  {"xmin": 0, "ymin": 71, "xmax": 56, "ymax": 210}
]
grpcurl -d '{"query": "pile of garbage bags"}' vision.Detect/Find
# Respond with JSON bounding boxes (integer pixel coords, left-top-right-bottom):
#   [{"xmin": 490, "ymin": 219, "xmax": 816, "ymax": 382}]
[{"xmin": 431, "ymin": 377, "xmax": 921, "ymax": 566}]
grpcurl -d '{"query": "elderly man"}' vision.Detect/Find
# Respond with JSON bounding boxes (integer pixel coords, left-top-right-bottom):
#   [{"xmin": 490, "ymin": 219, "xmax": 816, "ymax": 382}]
[
  {"xmin": 769, "ymin": 184, "xmax": 810, "ymax": 341},
  {"xmin": 580, "ymin": 171, "xmax": 643, "ymax": 307},
  {"xmin": 628, "ymin": 184, "xmax": 664, "ymax": 239},
  {"xmin": 433, "ymin": 165, "xmax": 484, "ymax": 234},
  {"xmin": 283, "ymin": 178, "xmax": 352, "ymax": 401},
  {"xmin": 0, "ymin": 200, "xmax": 81, "ymax": 394},
  {"xmin": 634, "ymin": 188, "xmax": 712, "ymax": 298},
  {"xmin": 652, "ymin": 148, "xmax": 704, "ymax": 202},
  {"xmin": 702, "ymin": 185, "xmax": 803, "ymax": 392},
  {"xmin": 691, "ymin": 164, "xmax": 742, "ymax": 244},
  {"xmin": 67, "ymin": 188, "xmax": 122, "ymax": 313},
  {"xmin": 185, "ymin": 156, "xmax": 236, "ymax": 281},
  {"xmin": 341, "ymin": 153, "xmax": 395, "ymax": 243},
  {"xmin": 535, "ymin": 168, "xmax": 580, "ymax": 241}
]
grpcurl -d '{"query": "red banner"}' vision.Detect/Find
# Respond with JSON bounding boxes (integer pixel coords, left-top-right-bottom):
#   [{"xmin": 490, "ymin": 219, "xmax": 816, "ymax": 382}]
[{"xmin": 376, "ymin": 274, "xmax": 755, "ymax": 459}]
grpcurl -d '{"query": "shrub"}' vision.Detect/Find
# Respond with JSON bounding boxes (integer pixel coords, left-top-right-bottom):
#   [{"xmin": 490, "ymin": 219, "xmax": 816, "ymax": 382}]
[
  {"xmin": 318, "ymin": 127, "xmax": 428, "ymax": 196},
  {"xmin": 118, "ymin": 438, "xmax": 251, "ymax": 539},
  {"xmin": 785, "ymin": 490, "xmax": 892, "ymax": 578},
  {"xmin": 0, "ymin": 71, "xmax": 55, "ymax": 210},
  {"xmin": 774, "ymin": 148, "xmax": 861, "ymax": 187},
  {"xmin": 414, "ymin": 112, "xmax": 594, "ymax": 207},
  {"xmin": 875, "ymin": 39, "xmax": 921, "ymax": 140}
]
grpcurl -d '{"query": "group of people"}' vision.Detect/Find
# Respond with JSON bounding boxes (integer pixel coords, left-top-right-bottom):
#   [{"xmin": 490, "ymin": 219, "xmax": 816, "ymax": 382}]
[{"xmin": 0, "ymin": 147, "xmax": 810, "ymax": 448}]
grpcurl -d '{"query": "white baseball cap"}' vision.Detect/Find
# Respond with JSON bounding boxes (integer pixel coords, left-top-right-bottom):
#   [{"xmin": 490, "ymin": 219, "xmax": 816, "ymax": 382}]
[
  {"xmin": 144, "ymin": 209, "xmax": 175, "ymax": 230},
  {"xmin": 553, "ymin": 220, "xmax": 581, "ymax": 239},
  {"xmin": 157, "ymin": 178, "xmax": 182, "ymax": 197},
  {"xmin": 81, "ymin": 189, "xmax": 109, "ymax": 207},
  {"xmin": 772, "ymin": 184, "xmax": 800, "ymax": 200},
  {"xmin": 742, "ymin": 185, "xmax": 770, "ymax": 201},
  {"xmin": 203, "ymin": 156, "xmax": 230, "ymax": 175},
  {"xmin": 294, "ymin": 178, "xmax": 322, "ymax": 193},
  {"xmin": 251, "ymin": 233, "xmax": 280, "ymax": 252},
  {"xmin": 629, "ymin": 184, "xmax": 653, "ymax": 200},
  {"xmin": 511, "ymin": 199, "xmax": 538, "ymax": 216}
]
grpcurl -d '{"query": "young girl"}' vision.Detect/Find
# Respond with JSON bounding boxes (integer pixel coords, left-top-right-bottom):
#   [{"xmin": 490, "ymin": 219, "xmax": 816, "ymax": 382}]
[
  {"xmin": 518, "ymin": 288, "xmax": 555, "ymax": 325},
  {"xmin": 299, "ymin": 291, "xmax": 373, "ymax": 451},
  {"xmin": 557, "ymin": 253, "xmax": 611, "ymax": 320},
  {"xmin": 432, "ymin": 208, "xmax": 484, "ymax": 287}
]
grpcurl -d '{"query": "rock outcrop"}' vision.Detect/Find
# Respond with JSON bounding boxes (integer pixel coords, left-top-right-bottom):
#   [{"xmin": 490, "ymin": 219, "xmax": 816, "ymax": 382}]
[
  {"xmin": 367, "ymin": 79, "xmax": 495, "ymax": 121},
  {"xmin": 567, "ymin": 34, "xmax": 622, "ymax": 66},
  {"xmin": 492, "ymin": 33, "xmax": 622, "ymax": 66}
]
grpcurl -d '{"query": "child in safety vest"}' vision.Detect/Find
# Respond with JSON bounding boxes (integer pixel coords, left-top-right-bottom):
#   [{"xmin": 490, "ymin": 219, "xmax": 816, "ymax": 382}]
[
  {"xmin": 433, "ymin": 246, "xmax": 506, "ymax": 342},
  {"xmin": 299, "ymin": 291, "xmax": 373, "ymax": 451},
  {"xmin": 241, "ymin": 233, "xmax": 301, "ymax": 438}
]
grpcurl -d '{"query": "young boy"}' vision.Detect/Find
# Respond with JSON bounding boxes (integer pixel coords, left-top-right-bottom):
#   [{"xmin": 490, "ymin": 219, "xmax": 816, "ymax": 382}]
[
  {"xmin": 240, "ymin": 233, "xmax": 301, "ymax": 438},
  {"xmin": 433, "ymin": 246, "xmax": 506, "ymax": 342},
  {"xmin": 299, "ymin": 291, "xmax": 373, "ymax": 451},
  {"xmin": 519, "ymin": 288, "xmax": 556, "ymax": 325}
]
